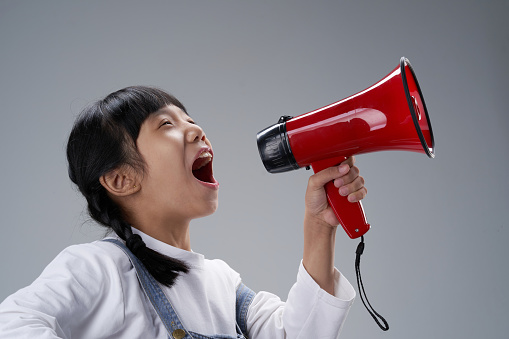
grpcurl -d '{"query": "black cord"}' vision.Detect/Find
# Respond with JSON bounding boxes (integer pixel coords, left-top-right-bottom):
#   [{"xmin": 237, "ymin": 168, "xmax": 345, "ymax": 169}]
[{"xmin": 355, "ymin": 236, "xmax": 389, "ymax": 331}]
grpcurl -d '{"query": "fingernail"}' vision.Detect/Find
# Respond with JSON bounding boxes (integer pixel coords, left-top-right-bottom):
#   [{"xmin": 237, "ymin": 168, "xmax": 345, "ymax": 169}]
[{"xmin": 334, "ymin": 179, "xmax": 343, "ymax": 187}]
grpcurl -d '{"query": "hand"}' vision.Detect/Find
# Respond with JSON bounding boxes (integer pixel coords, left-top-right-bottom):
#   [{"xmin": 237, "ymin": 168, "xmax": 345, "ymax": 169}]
[{"xmin": 304, "ymin": 156, "xmax": 367, "ymax": 227}]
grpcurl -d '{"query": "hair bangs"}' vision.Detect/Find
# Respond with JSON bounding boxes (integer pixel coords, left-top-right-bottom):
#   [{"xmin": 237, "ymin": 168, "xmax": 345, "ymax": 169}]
[{"xmin": 101, "ymin": 86, "xmax": 187, "ymax": 142}]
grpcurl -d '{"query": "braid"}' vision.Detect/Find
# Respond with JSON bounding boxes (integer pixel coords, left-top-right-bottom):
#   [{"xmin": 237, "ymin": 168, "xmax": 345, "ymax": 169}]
[{"xmin": 87, "ymin": 190, "xmax": 189, "ymax": 287}]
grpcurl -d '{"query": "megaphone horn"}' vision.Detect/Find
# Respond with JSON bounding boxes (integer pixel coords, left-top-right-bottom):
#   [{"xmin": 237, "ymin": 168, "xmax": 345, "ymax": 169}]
[{"xmin": 257, "ymin": 57, "xmax": 435, "ymax": 239}]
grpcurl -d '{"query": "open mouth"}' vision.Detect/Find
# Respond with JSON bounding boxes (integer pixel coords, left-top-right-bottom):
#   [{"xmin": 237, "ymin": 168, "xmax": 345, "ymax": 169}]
[{"xmin": 192, "ymin": 151, "xmax": 215, "ymax": 184}]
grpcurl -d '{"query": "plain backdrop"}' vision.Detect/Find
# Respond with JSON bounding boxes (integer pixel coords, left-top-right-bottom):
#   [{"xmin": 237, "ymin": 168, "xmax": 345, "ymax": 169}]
[{"xmin": 0, "ymin": 1, "xmax": 508, "ymax": 338}]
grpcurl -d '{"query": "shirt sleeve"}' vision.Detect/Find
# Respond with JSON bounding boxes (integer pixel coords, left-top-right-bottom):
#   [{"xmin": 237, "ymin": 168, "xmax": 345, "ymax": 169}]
[
  {"xmin": 246, "ymin": 260, "xmax": 356, "ymax": 339},
  {"xmin": 0, "ymin": 243, "xmax": 127, "ymax": 339}
]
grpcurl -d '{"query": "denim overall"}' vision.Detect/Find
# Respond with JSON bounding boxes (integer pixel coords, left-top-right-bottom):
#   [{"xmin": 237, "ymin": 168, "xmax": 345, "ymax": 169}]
[{"xmin": 103, "ymin": 239, "xmax": 255, "ymax": 339}]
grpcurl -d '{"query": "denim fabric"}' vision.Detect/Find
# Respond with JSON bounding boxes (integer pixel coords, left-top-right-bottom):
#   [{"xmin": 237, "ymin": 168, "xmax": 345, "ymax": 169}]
[
  {"xmin": 103, "ymin": 239, "xmax": 255, "ymax": 339},
  {"xmin": 236, "ymin": 283, "xmax": 255, "ymax": 335}
]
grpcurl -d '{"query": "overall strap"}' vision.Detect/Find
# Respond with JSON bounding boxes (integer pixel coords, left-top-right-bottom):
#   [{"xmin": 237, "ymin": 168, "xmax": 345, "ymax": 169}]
[
  {"xmin": 102, "ymin": 239, "xmax": 191, "ymax": 339},
  {"xmin": 235, "ymin": 282, "xmax": 255, "ymax": 336}
]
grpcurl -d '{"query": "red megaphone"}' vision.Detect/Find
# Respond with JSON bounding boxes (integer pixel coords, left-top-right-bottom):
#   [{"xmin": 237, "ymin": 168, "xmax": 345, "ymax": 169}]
[{"xmin": 257, "ymin": 57, "xmax": 435, "ymax": 239}]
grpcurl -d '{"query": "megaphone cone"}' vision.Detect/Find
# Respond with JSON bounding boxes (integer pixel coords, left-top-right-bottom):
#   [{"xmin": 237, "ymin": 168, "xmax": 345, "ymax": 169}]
[{"xmin": 257, "ymin": 57, "xmax": 434, "ymax": 238}]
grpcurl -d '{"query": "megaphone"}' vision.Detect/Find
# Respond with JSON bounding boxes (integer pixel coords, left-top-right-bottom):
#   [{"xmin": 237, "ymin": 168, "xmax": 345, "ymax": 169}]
[{"xmin": 257, "ymin": 57, "xmax": 434, "ymax": 239}]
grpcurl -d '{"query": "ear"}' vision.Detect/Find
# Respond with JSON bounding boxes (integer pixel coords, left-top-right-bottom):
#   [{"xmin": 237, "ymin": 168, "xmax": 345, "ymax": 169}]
[{"xmin": 99, "ymin": 167, "xmax": 141, "ymax": 197}]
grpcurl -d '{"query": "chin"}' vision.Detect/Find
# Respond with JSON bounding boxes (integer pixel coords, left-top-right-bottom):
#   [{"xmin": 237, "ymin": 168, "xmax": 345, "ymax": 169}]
[
  {"xmin": 195, "ymin": 198, "xmax": 219, "ymax": 219},
  {"xmin": 206, "ymin": 200, "xmax": 219, "ymax": 216}
]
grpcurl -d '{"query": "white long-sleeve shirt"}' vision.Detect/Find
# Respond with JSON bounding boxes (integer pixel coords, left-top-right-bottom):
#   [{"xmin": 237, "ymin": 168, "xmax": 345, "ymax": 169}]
[{"xmin": 0, "ymin": 229, "xmax": 355, "ymax": 338}]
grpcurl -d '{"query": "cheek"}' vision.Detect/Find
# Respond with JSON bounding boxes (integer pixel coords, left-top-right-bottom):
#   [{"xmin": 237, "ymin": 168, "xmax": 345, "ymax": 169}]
[
  {"xmin": 149, "ymin": 161, "xmax": 186, "ymax": 189},
  {"xmin": 143, "ymin": 142, "xmax": 184, "ymax": 177},
  {"xmin": 139, "ymin": 160, "xmax": 185, "ymax": 202}
]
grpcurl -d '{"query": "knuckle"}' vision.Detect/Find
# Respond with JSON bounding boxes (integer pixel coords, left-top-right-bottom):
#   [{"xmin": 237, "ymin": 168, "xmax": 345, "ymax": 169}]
[
  {"xmin": 351, "ymin": 166, "xmax": 360, "ymax": 176},
  {"xmin": 308, "ymin": 175, "xmax": 317, "ymax": 186},
  {"xmin": 354, "ymin": 179, "xmax": 363, "ymax": 191},
  {"xmin": 359, "ymin": 176, "xmax": 365, "ymax": 186},
  {"xmin": 308, "ymin": 172, "xmax": 324, "ymax": 188},
  {"xmin": 345, "ymin": 168, "xmax": 359, "ymax": 183},
  {"xmin": 341, "ymin": 157, "xmax": 353, "ymax": 167}
]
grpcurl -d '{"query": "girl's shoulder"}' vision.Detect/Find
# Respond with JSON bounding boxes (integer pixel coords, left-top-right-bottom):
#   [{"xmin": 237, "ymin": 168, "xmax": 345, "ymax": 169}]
[
  {"xmin": 202, "ymin": 257, "xmax": 242, "ymax": 287},
  {"xmin": 38, "ymin": 238, "xmax": 133, "ymax": 286},
  {"xmin": 0, "ymin": 240, "xmax": 140, "ymax": 337}
]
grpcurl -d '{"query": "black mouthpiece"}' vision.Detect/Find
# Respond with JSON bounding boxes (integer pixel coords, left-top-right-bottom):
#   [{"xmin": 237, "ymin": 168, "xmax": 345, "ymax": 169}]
[{"xmin": 256, "ymin": 116, "xmax": 300, "ymax": 173}]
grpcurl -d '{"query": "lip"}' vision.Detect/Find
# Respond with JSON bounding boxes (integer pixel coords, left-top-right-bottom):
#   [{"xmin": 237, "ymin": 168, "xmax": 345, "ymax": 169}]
[{"xmin": 191, "ymin": 146, "xmax": 219, "ymax": 189}]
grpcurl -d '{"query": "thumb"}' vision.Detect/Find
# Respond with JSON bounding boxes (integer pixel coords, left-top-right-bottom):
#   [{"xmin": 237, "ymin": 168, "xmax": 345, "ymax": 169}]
[{"xmin": 308, "ymin": 164, "xmax": 350, "ymax": 190}]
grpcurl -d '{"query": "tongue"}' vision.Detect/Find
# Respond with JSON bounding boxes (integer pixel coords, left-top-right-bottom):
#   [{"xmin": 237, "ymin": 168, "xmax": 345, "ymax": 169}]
[{"xmin": 192, "ymin": 157, "xmax": 209, "ymax": 171}]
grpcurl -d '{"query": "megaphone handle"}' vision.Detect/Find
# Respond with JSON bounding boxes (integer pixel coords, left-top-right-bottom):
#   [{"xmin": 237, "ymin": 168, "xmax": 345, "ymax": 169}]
[{"xmin": 311, "ymin": 157, "xmax": 370, "ymax": 239}]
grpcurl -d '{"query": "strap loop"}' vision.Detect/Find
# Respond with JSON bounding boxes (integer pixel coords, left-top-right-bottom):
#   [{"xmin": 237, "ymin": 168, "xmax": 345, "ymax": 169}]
[{"xmin": 355, "ymin": 236, "xmax": 389, "ymax": 331}]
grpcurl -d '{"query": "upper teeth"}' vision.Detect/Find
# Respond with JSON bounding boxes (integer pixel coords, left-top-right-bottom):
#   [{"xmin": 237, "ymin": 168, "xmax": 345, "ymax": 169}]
[
  {"xmin": 199, "ymin": 151, "xmax": 212, "ymax": 159},
  {"xmin": 194, "ymin": 151, "xmax": 212, "ymax": 170}
]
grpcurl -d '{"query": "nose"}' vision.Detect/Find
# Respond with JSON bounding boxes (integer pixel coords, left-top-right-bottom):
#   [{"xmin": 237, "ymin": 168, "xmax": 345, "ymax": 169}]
[{"xmin": 185, "ymin": 122, "xmax": 206, "ymax": 143}]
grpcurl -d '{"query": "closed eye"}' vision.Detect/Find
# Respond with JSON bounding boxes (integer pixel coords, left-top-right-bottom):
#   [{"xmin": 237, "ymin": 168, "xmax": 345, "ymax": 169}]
[
  {"xmin": 160, "ymin": 120, "xmax": 172, "ymax": 127},
  {"xmin": 159, "ymin": 119, "xmax": 196, "ymax": 127}
]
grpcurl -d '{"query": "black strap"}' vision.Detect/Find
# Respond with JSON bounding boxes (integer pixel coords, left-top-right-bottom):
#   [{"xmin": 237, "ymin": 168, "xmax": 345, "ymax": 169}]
[{"xmin": 355, "ymin": 236, "xmax": 389, "ymax": 331}]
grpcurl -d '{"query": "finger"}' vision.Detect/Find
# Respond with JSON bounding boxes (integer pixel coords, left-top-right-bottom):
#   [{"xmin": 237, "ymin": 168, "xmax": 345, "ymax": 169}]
[
  {"xmin": 308, "ymin": 165, "xmax": 349, "ymax": 190},
  {"xmin": 347, "ymin": 186, "xmax": 368, "ymax": 202},
  {"xmin": 339, "ymin": 176, "xmax": 366, "ymax": 197},
  {"xmin": 333, "ymin": 165, "xmax": 360, "ymax": 187}
]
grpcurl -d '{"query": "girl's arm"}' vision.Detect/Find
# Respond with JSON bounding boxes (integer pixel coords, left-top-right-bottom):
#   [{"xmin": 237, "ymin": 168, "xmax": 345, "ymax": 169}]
[
  {"xmin": 246, "ymin": 156, "xmax": 365, "ymax": 338},
  {"xmin": 0, "ymin": 243, "xmax": 127, "ymax": 339},
  {"xmin": 302, "ymin": 156, "xmax": 366, "ymax": 295}
]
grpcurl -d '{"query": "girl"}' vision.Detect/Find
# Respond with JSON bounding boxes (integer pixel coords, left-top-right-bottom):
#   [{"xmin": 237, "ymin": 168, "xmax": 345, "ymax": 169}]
[{"xmin": 0, "ymin": 86, "xmax": 367, "ymax": 338}]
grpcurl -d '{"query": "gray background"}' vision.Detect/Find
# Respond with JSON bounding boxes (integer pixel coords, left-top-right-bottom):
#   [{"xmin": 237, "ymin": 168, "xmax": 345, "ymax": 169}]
[{"xmin": 1, "ymin": 1, "xmax": 508, "ymax": 338}]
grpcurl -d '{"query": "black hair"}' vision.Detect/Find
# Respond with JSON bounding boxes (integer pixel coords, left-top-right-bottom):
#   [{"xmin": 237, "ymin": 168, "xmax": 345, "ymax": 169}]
[{"xmin": 66, "ymin": 86, "xmax": 189, "ymax": 287}]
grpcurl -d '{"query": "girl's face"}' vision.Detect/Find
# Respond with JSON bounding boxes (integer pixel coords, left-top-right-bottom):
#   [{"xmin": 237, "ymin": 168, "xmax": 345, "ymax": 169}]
[{"xmin": 134, "ymin": 105, "xmax": 219, "ymax": 225}]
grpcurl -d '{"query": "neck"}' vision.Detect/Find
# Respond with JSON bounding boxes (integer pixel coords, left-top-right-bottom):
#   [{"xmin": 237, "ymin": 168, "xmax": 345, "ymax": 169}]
[
  {"xmin": 114, "ymin": 192, "xmax": 196, "ymax": 251},
  {"xmin": 128, "ymin": 213, "xmax": 192, "ymax": 251}
]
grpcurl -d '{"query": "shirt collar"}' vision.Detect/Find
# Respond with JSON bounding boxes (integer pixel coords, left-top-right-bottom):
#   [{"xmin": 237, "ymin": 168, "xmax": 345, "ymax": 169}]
[{"xmin": 129, "ymin": 227, "xmax": 205, "ymax": 268}]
